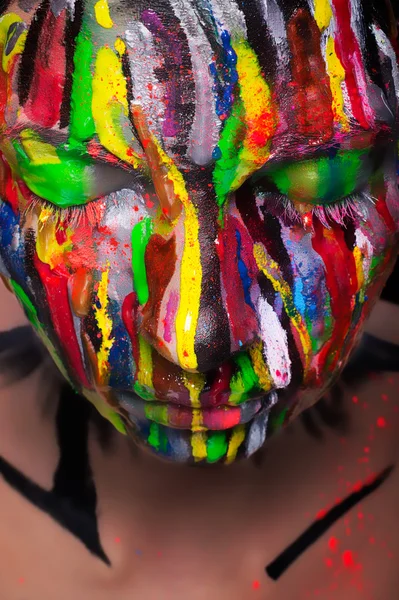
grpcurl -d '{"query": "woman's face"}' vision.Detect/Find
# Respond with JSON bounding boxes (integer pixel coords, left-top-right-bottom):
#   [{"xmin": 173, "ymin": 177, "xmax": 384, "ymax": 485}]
[{"xmin": 0, "ymin": 0, "xmax": 398, "ymax": 463}]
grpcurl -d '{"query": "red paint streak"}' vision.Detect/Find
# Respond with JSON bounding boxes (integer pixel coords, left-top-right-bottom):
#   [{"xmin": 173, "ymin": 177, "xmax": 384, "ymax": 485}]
[
  {"xmin": 218, "ymin": 216, "xmax": 258, "ymax": 352},
  {"xmin": 141, "ymin": 234, "xmax": 176, "ymax": 351},
  {"xmin": 122, "ymin": 292, "xmax": 140, "ymax": 371},
  {"xmin": 311, "ymin": 219, "xmax": 358, "ymax": 377},
  {"xmin": 55, "ymin": 219, "xmax": 67, "ymax": 245},
  {"xmin": 33, "ymin": 256, "xmax": 90, "ymax": 387},
  {"xmin": 287, "ymin": 9, "xmax": 334, "ymax": 143},
  {"xmin": 0, "ymin": 157, "xmax": 19, "ymax": 213},
  {"xmin": 331, "ymin": 0, "xmax": 372, "ymax": 129},
  {"xmin": 208, "ymin": 362, "xmax": 233, "ymax": 407},
  {"xmin": 23, "ymin": 9, "xmax": 66, "ymax": 128},
  {"xmin": 375, "ymin": 194, "xmax": 396, "ymax": 234}
]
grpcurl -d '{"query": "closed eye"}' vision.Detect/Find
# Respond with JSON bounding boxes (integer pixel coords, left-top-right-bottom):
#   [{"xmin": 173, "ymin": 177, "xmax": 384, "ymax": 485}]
[{"xmin": 250, "ymin": 141, "xmax": 395, "ymax": 227}]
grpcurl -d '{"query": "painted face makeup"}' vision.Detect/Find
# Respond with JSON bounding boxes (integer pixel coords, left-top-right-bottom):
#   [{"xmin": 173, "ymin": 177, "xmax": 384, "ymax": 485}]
[{"xmin": 0, "ymin": 0, "xmax": 398, "ymax": 464}]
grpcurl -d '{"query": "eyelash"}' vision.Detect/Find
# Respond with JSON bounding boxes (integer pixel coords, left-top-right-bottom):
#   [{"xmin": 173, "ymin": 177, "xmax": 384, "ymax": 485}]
[
  {"xmin": 22, "ymin": 194, "xmax": 107, "ymax": 229},
  {"xmin": 255, "ymin": 190, "xmax": 375, "ymax": 229},
  {"xmin": 21, "ymin": 184, "xmax": 375, "ymax": 233}
]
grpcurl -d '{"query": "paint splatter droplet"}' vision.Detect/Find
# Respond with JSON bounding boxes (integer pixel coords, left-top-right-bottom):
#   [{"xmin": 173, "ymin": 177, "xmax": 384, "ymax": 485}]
[
  {"xmin": 328, "ymin": 536, "xmax": 339, "ymax": 552},
  {"xmin": 377, "ymin": 417, "xmax": 387, "ymax": 428},
  {"xmin": 342, "ymin": 550, "xmax": 355, "ymax": 568},
  {"xmin": 252, "ymin": 580, "xmax": 261, "ymax": 590}
]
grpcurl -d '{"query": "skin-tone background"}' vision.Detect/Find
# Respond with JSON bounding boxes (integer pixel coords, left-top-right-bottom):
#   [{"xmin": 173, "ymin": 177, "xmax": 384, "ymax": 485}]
[{"xmin": 0, "ymin": 281, "xmax": 399, "ymax": 599}]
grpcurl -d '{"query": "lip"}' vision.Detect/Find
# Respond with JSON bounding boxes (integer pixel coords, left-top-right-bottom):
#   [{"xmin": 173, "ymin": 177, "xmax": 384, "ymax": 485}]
[
  {"xmin": 113, "ymin": 385, "xmax": 270, "ymax": 409},
  {"xmin": 116, "ymin": 390, "xmax": 278, "ymax": 431}
]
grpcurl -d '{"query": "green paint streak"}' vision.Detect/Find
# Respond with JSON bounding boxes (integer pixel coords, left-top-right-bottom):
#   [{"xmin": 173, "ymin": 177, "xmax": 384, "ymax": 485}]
[
  {"xmin": 10, "ymin": 279, "xmax": 71, "ymax": 384},
  {"xmin": 10, "ymin": 279, "xmax": 39, "ymax": 328},
  {"xmin": 213, "ymin": 100, "xmax": 245, "ymax": 209},
  {"xmin": 206, "ymin": 431, "xmax": 228, "ymax": 463},
  {"xmin": 69, "ymin": 22, "xmax": 95, "ymax": 143},
  {"xmin": 131, "ymin": 217, "xmax": 153, "ymax": 305},
  {"xmin": 144, "ymin": 403, "xmax": 169, "ymax": 425},
  {"xmin": 266, "ymin": 149, "xmax": 369, "ymax": 205},
  {"xmin": 13, "ymin": 138, "xmax": 92, "ymax": 207},
  {"xmin": 134, "ymin": 381, "xmax": 155, "ymax": 400},
  {"xmin": 148, "ymin": 421, "xmax": 168, "ymax": 453},
  {"xmin": 271, "ymin": 407, "xmax": 288, "ymax": 431},
  {"xmin": 148, "ymin": 422, "xmax": 160, "ymax": 450},
  {"xmin": 229, "ymin": 352, "xmax": 259, "ymax": 405}
]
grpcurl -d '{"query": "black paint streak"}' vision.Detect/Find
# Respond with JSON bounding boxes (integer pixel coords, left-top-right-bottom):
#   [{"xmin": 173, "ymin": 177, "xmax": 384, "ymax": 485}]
[
  {"xmin": 266, "ymin": 465, "xmax": 394, "ymax": 580},
  {"xmin": 0, "ymin": 384, "xmax": 110, "ymax": 565},
  {"xmin": 18, "ymin": 0, "xmax": 50, "ymax": 105},
  {"xmin": 59, "ymin": 0, "xmax": 84, "ymax": 129}
]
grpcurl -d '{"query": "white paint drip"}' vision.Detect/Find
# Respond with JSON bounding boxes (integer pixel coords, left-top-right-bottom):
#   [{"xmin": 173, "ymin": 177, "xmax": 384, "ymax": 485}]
[
  {"xmin": 355, "ymin": 228, "xmax": 373, "ymax": 284},
  {"xmin": 258, "ymin": 296, "xmax": 291, "ymax": 388},
  {"xmin": 372, "ymin": 24, "xmax": 399, "ymax": 103}
]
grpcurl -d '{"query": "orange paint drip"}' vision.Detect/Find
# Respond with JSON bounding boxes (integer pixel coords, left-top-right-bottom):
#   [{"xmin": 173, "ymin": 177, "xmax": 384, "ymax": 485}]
[
  {"xmin": 70, "ymin": 267, "xmax": 93, "ymax": 318},
  {"xmin": 132, "ymin": 105, "xmax": 182, "ymax": 221}
]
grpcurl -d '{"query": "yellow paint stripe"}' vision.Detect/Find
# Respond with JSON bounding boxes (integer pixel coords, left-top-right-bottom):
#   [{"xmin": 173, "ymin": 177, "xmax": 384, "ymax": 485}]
[
  {"xmin": 191, "ymin": 431, "xmax": 208, "ymax": 462},
  {"xmin": 353, "ymin": 246, "xmax": 365, "ymax": 298},
  {"xmin": 20, "ymin": 130, "xmax": 60, "ymax": 165},
  {"xmin": 137, "ymin": 335, "xmax": 153, "ymax": 390},
  {"xmin": 0, "ymin": 14, "xmax": 27, "ymax": 73},
  {"xmin": 254, "ymin": 243, "xmax": 312, "ymax": 374},
  {"xmin": 92, "ymin": 47, "xmax": 142, "ymax": 169},
  {"xmin": 326, "ymin": 37, "xmax": 350, "ymax": 132},
  {"xmin": 36, "ymin": 209, "xmax": 73, "ymax": 270},
  {"xmin": 94, "ymin": 265, "xmax": 114, "ymax": 383},
  {"xmin": 94, "ymin": 0, "xmax": 114, "ymax": 28},
  {"xmin": 225, "ymin": 425, "xmax": 246, "ymax": 465},
  {"xmin": 231, "ymin": 40, "xmax": 277, "ymax": 189},
  {"xmin": 183, "ymin": 371, "xmax": 206, "ymax": 433},
  {"xmin": 313, "ymin": 0, "xmax": 333, "ymax": 31},
  {"xmin": 130, "ymin": 105, "xmax": 201, "ymax": 370},
  {"xmin": 248, "ymin": 341, "xmax": 273, "ymax": 392},
  {"xmin": 150, "ymin": 147, "xmax": 202, "ymax": 372}
]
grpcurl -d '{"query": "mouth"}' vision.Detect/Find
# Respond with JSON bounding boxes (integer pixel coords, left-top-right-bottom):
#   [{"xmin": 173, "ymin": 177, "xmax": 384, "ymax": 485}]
[{"xmin": 116, "ymin": 389, "xmax": 278, "ymax": 432}]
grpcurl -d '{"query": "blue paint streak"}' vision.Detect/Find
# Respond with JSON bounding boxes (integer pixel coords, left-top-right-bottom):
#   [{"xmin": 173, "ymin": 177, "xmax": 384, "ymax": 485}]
[
  {"xmin": 209, "ymin": 28, "xmax": 238, "ymax": 128},
  {"xmin": 235, "ymin": 229, "xmax": 254, "ymax": 310},
  {"xmin": 108, "ymin": 297, "xmax": 134, "ymax": 389}
]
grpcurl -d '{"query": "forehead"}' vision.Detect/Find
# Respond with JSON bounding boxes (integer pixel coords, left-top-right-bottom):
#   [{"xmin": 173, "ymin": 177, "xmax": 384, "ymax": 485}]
[{"xmin": 0, "ymin": 0, "xmax": 397, "ymax": 181}]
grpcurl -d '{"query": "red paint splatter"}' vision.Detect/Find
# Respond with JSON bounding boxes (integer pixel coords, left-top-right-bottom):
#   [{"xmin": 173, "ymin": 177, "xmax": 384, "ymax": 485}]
[
  {"xmin": 342, "ymin": 549, "xmax": 355, "ymax": 568},
  {"xmin": 325, "ymin": 557, "xmax": 334, "ymax": 568},
  {"xmin": 328, "ymin": 536, "xmax": 339, "ymax": 552},
  {"xmin": 376, "ymin": 417, "xmax": 387, "ymax": 428},
  {"xmin": 252, "ymin": 580, "xmax": 261, "ymax": 590}
]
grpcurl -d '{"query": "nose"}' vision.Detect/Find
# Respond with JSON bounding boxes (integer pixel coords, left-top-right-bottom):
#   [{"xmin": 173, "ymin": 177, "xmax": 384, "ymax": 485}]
[{"xmin": 139, "ymin": 207, "xmax": 259, "ymax": 373}]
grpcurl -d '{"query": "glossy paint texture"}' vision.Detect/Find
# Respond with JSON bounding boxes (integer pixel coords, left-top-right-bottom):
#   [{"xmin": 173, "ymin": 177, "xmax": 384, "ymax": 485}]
[{"xmin": 0, "ymin": 0, "xmax": 398, "ymax": 463}]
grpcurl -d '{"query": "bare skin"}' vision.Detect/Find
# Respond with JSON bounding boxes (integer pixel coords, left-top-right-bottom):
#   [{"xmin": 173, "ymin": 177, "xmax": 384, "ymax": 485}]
[{"xmin": 0, "ymin": 285, "xmax": 398, "ymax": 600}]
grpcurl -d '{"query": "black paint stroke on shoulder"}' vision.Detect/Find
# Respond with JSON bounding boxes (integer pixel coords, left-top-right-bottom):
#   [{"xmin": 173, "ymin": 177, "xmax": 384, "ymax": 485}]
[
  {"xmin": 266, "ymin": 465, "xmax": 394, "ymax": 580},
  {"xmin": 0, "ymin": 384, "xmax": 110, "ymax": 565}
]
